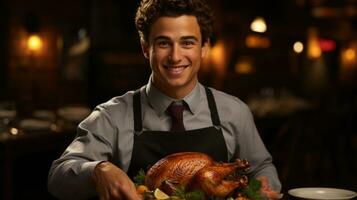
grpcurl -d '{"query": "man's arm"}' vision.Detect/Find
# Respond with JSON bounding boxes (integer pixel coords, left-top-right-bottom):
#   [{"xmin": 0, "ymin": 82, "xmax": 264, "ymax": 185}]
[
  {"xmin": 48, "ymin": 127, "xmax": 112, "ymax": 199},
  {"xmin": 257, "ymin": 176, "xmax": 283, "ymax": 199},
  {"xmin": 48, "ymin": 108, "xmax": 117, "ymax": 199},
  {"xmin": 92, "ymin": 161, "xmax": 140, "ymax": 200},
  {"xmin": 236, "ymin": 103, "xmax": 282, "ymax": 192}
]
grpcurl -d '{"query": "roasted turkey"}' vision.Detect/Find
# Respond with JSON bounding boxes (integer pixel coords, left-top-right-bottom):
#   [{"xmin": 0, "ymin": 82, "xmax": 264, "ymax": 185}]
[{"xmin": 144, "ymin": 152, "xmax": 250, "ymax": 198}]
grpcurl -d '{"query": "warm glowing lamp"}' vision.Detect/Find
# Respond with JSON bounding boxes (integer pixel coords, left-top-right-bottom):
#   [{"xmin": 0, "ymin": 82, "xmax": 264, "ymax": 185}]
[
  {"xmin": 340, "ymin": 45, "xmax": 357, "ymax": 82},
  {"xmin": 27, "ymin": 34, "xmax": 43, "ymax": 51},
  {"xmin": 234, "ymin": 57, "xmax": 255, "ymax": 74},
  {"xmin": 343, "ymin": 48, "xmax": 356, "ymax": 62},
  {"xmin": 210, "ymin": 41, "xmax": 226, "ymax": 70},
  {"xmin": 245, "ymin": 34, "xmax": 270, "ymax": 48},
  {"xmin": 293, "ymin": 41, "xmax": 304, "ymax": 53},
  {"xmin": 250, "ymin": 17, "xmax": 267, "ymax": 33},
  {"xmin": 307, "ymin": 28, "xmax": 321, "ymax": 59},
  {"xmin": 235, "ymin": 61, "xmax": 254, "ymax": 74},
  {"xmin": 341, "ymin": 47, "xmax": 357, "ymax": 67}
]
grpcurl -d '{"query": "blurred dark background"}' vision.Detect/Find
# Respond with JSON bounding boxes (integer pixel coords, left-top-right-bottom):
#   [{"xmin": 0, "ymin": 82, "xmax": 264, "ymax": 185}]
[{"xmin": 0, "ymin": 0, "xmax": 356, "ymax": 199}]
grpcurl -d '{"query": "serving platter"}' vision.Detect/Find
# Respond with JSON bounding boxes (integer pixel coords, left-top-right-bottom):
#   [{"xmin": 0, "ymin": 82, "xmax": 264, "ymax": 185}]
[{"xmin": 288, "ymin": 187, "xmax": 357, "ymax": 200}]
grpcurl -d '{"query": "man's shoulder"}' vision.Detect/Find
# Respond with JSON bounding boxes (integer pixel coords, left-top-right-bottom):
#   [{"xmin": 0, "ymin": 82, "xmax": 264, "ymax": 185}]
[
  {"xmin": 102, "ymin": 91, "xmax": 134, "ymax": 107},
  {"xmin": 206, "ymin": 86, "xmax": 243, "ymax": 104},
  {"xmin": 95, "ymin": 88, "xmax": 143, "ymax": 113},
  {"xmin": 204, "ymin": 86, "xmax": 251, "ymax": 115}
]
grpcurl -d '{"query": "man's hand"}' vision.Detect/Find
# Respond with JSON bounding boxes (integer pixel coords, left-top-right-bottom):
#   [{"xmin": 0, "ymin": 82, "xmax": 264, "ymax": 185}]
[
  {"xmin": 257, "ymin": 176, "xmax": 282, "ymax": 200},
  {"xmin": 93, "ymin": 161, "xmax": 141, "ymax": 200}
]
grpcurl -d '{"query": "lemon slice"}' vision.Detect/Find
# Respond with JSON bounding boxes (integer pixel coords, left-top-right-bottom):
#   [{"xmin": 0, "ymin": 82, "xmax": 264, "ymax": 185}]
[{"xmin": 154, "ymin": 188, "xmax": 170, "ymax": 200}]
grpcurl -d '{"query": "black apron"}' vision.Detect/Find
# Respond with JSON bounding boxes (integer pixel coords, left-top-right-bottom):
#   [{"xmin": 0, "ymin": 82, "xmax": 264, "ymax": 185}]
[{"xmin": 127, "ymin": 87, "xmax": 228, "ymax": 178}]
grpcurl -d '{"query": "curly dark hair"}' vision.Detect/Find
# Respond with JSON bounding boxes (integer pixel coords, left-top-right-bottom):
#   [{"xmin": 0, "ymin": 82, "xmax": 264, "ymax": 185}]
[{"xmin": 135, "ymin": 0, "xmax": 214, "ymax": 45}]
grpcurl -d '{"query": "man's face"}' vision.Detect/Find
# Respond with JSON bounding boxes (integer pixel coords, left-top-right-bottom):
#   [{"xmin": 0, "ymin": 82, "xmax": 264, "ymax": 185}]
[{"xmin": 141, "ymin": 15, "xmax": 208, "ymax": 99}]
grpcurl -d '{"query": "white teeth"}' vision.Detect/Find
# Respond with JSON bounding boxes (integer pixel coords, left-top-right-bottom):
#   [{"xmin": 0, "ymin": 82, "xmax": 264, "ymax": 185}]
[
  {"xmin": 167, "ymin": 66, "xmax": 185, "ymax": 75},
  {"xmin": 171, "ymin": 67, "xmax": 183, "ymax": 73}
]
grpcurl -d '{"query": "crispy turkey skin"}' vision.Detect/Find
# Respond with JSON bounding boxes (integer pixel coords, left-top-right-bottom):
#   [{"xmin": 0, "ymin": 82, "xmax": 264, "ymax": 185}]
[{"xmin": 144, "ymin": 152, "xmax": 250, "ymax": 198}]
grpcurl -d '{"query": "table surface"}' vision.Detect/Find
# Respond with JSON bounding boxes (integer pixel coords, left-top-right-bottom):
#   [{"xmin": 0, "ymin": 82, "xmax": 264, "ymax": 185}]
[{"xmin": 0, "ymin": 127, "xmax": 76, "ymax": 200}]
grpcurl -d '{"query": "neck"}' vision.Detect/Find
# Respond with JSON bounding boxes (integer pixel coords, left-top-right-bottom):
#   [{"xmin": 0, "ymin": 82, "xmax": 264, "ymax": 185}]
[
  {"xmin": 167, "ymin": 88, "xmax": 191, "ymax": 99},
  {"xmin": 152, "ymin": 80, "xmax": 197, "ymax": 99}
]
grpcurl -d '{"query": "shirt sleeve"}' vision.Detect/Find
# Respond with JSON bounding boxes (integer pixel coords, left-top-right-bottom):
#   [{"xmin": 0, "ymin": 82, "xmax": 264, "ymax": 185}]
[
  {"xmin": 47, "ymin": 107, "xmax": 117, "ymax": 199},
  {"xmin": 236, "ymin": 103, "xmax": 282, "ymax": 192}
]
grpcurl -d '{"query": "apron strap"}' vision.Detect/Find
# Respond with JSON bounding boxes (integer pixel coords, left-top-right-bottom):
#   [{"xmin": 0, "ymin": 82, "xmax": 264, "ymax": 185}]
[
  {"xmin": 133, "ymin": 89, "xmax": 142, "ymax": 132},
  {"xmin": 204, "ymin": 87, "xmax": 221, "ymax": 126}
]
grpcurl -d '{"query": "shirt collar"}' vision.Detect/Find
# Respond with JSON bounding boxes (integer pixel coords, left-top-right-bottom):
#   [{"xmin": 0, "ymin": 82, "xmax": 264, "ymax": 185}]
[{"xmin": 145, "ymin": 77, "xmax": 201, "ymax": 116}]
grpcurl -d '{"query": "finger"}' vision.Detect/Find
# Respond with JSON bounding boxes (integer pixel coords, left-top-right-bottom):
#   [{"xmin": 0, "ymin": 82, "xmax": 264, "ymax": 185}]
[
  {"xmin": 121, "ymin": 182, "xmax": 141, "ymax": 200},
  {"xmin": 126, "ymin": 187, "xmax": 141, "ymax": 200},
  {"xmin": 264, "ymin": 190, "xmax": 283, "ymax": 200},
  {"xmin": 257, "ymin": 177, "xmax": 269, "ymax": 190},
  {"xmin": 109, "ymin": 188, "xmax": 122, "ymax": 200}
]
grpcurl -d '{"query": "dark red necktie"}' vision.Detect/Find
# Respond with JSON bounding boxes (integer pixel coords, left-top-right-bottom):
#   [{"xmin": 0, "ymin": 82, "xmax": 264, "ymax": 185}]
[{"xmin": 167, "ymin": 102, "xmax": 185, "ymax": 131}]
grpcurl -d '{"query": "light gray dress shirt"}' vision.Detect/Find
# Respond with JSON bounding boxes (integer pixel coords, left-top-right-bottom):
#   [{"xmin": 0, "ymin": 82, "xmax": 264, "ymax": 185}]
[{"xmin": 48, "ymin": 80, "xmax": 281, "ymax": 199}]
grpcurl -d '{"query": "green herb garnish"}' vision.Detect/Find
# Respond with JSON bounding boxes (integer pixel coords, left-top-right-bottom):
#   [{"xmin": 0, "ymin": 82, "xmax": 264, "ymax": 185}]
[
  {"xmin": 173, "ymin": 186, "xmax": 205, "ymax": 200},
  {"xmin": 133, "ymin": 169, "xmax": 146, "ymax": 186},
  {"xmin": 241, "ymin": 178, "xmax": 262, "ymax": 200},
  {"xmin": 208, "ymin": 196, "xmax": 224, "ymax": 200}
]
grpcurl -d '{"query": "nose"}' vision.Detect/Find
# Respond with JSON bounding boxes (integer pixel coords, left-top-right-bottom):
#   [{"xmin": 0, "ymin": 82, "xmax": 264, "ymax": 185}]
[{"xmin": 168, "ymin": 44, "xmax": 182, "ymax": 64}]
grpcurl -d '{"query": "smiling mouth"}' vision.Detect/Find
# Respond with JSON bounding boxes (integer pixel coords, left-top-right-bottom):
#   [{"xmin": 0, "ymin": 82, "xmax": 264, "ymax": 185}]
[{"xmin": 164, "ymin": 65, "xmax": 189, "ymax": 75}]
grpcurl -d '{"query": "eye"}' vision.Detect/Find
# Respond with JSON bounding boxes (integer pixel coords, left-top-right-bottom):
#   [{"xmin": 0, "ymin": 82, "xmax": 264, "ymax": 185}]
[
  {"xmin": 182, "ymin": 40, "xmax": 195, "ymax": 48},
  {"xmin": 157, "ymin": 40, "xmax": 170, "ymax": 48}
]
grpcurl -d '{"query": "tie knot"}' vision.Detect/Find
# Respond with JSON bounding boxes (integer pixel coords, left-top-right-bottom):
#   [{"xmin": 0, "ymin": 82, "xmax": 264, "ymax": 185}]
[{"xmin": 167, "ymin": 102, "xmax": 185, "ymax": 119}]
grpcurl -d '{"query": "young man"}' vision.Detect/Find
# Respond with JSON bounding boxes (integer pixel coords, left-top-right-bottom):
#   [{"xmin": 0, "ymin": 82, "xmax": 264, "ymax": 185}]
[{"xmin": 48, "ymin": 0, "xmax": 281, "ymax": 199}]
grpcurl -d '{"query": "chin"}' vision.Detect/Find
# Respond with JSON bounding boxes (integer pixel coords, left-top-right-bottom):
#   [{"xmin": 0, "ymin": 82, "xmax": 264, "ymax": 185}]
[{"xmin": 169, "ymin": 78, "xmax": 192, "ymax": 87}]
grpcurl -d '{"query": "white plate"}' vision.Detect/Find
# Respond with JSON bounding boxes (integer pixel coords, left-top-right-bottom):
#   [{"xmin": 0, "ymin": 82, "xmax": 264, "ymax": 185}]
[{"xmin": 288, "ymin": 187, "xmax": 357, "ymax": 200}]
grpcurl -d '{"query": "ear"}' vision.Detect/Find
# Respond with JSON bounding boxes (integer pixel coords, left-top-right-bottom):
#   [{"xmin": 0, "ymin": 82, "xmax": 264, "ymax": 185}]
[
  {"xmin": 140, "ymin": 39, "xmax": 150, "ymax": 59},
  {"xmin": 201, "ymin": 39, "xmax": 210, "ymax": 58}
]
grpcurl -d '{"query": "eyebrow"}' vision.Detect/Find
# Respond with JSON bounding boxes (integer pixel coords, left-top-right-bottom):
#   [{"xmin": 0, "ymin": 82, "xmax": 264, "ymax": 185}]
[
  {"xmin": 181, "ymin": 36, "xmax": 199, "ymax": 41},
  {"xmin": 153, "ymin": 36, "xmax": 170, "ymax": 42},
  {"xmin": 153, "ymin": 35, "xmax": 199, "ymax": 42}
]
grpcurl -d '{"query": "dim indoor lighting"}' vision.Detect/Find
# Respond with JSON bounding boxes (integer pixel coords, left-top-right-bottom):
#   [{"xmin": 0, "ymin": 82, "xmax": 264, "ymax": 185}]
[
  {"xmin": 27, "ymin": 34, "xmax": 43, "ymax": 51},
  {"xmin": 10, "ymin": 128, "xmax": 18, "ymax": 135},
  {"xmin": 235, "ymin": 62, "xmax": 254, "ymax": 74},
  {"xmin": 245, "ymin": 34, "xmax": 270, "ymax": 48},
  {"xmin": 307, "ymin": 28, "xmax": 321, "ymax": 59},
  {"xmin": 319, "ymin": 38, "xmax": 336, "ymax": 52},
  {"xmin": 234, "ymin": 57, "xmax": 255, "ymax": 74},
  {"xmin": 343, "ymin": 48, "xmax": 356, "ymax": 62},
  {"xmin": 344, "ymin": 48, "xmax": 356, "ymax": 60},
  {"xmin": 293, "ymin": 41, "xmax": 304, "ymax": 53},
  {"xmin": 250, "ymin": 17, "xmax": 267, "ymax": 33},
  {"xmin": 340, "ymin": 45, "xmax": 357, "ymax": 82},
  {"xmin": 210, "ymin": 40, "xmax": 226, "ymax": 70}
]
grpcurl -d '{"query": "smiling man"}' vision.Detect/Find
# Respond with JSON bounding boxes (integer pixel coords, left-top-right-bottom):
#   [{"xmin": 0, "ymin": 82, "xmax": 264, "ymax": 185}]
[
  {"xmin": 48, "ymin": 0, "xmax": 281, "ymax": 199},
  {"xmin": 143, "ymin": 15, "xmax": 207, "ymax": 99}
]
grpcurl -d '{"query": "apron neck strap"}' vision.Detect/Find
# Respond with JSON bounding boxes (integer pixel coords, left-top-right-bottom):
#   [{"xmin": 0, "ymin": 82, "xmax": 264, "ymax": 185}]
[
  {"xmin": 133, "ymin": 89, "xmax": 142, "ymax": 132},
  {"xmin": 204, "ymin": 87, "xmax": 221, "ymax": 127}
]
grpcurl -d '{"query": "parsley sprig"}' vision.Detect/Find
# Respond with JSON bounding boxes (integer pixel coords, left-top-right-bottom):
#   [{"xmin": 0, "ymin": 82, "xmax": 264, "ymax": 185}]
[
  {"xmin": 133, "ymin": 169, "xmax": 146, "ymax": 186},
  {"xmin": 240, "ymin": 178, "xmax": 262, "ymax": 200},
  {"xmin": 173, "ymin": 186, "xmax": 205, "ymax": 200}
]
